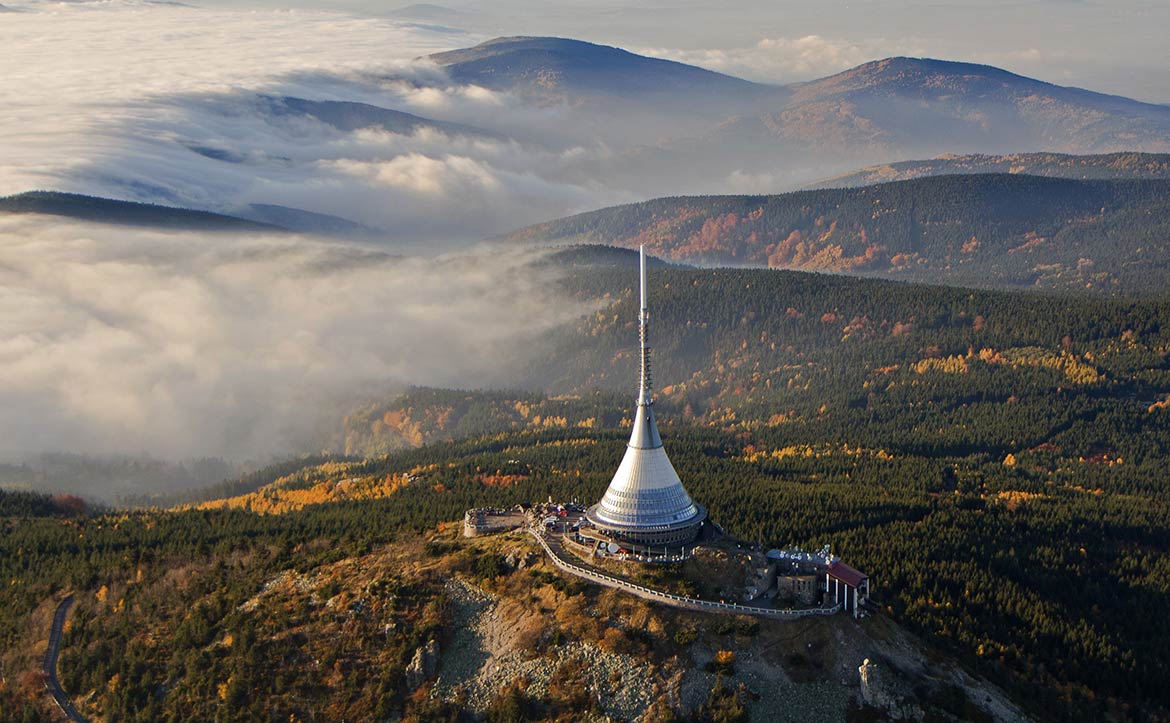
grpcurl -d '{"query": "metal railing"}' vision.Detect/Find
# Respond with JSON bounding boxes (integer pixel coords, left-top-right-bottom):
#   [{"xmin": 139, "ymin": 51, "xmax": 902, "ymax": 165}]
[{"xmin": 528, "ymin": 529, "xmax": 841, "ymax": 619}]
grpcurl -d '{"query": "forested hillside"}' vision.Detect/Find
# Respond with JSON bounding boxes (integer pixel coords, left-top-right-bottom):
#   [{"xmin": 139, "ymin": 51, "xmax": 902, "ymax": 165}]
[
  {"xmin": 6, "ymin": 258, "xmax": 1170, "ymax": 720},
  {"xmin": 5, "ymin": 408, "xmax": 1169, "ymax": 719},
  {"xmin": 348, "ymin": 254, "xmax": 1170, "ymax": 456},
  {"xmin": 506, "ymin": 174, "xmax": 1170, "ymax": 295},
  {"xmin": 810, "ymin": 151, "xmax": 1170, "ymax": 188},
  {"xmin": 341, "ymin": 388, "xmax": 631, "ymax": 457}
]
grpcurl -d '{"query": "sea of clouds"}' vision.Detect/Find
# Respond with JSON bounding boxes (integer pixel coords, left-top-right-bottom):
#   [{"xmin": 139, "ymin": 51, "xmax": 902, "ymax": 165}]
[
  {"xmin": 0, "ymin": 1, "xmax": 633, "ymax": 483},
  {"xmin": 0, "ymin": 216, "xmax": 589, "ymax": 465},
  {"xmin": 0, "ymin": 1, "xmax": 640, "ymax": 246}
]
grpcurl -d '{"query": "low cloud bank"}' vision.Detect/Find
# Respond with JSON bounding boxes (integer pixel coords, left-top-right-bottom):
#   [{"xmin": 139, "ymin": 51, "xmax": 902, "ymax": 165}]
[
  {"xmin": 0, "ymin": 217, "xmax": 588, "ymax": 463},
  {"xmin": 0, "ymin": 3, "xmax": 633, "ymax": 245}
]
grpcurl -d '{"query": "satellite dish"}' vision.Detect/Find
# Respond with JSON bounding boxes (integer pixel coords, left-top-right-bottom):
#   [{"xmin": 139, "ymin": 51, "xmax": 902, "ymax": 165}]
[{"xmin": 607, "ymin": 542, "xmax": 620, "ymax": 554}]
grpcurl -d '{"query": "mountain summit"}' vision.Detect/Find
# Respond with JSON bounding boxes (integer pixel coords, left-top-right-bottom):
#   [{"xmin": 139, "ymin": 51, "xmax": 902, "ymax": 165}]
[
  {"xmin": 429, "ymin": 36, "xmax": 775, "ymax": 101},
  {"xmin": 427, "ymin": 39, "xmax": 1170, "ymax": 192},
  {"xmin": 427, "ymin": 36, "xmax": 783, "ymax": 146},
  {"xmin": 711, "ymin": 56, "xmax": 1170, "ymax": 160}
]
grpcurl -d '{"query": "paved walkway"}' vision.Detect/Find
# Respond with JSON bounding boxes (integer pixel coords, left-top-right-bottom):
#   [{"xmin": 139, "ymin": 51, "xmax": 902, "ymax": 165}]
[
  {"xmin": 529, "ymin": 529, "xmax": 840, "ymax": 619},
  {"xmin": 43, "ymin": 595, "xmax": 89, "ymax": 723}
]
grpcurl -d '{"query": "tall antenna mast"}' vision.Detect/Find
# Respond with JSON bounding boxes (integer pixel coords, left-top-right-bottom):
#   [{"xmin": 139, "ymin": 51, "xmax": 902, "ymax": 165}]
[{"xmin": 639, "ymin": 245, "xmax": 652, "ymax": 405}]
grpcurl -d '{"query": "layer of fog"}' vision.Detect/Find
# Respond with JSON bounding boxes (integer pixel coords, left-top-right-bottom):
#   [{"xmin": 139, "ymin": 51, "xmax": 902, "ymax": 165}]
[
  {"xmin": 6, "ymin": 1, "xmax": 1170, "ymax": 252},
  {"xmin": 0, "ymin": 2, "xmax": 756, "ymax": 499},
  {"xmin": 0, "ymin": 3, "xmax": 649, "ymax": 246},
  {"xmin": 2, "ymin": 1, "xmax": 793, "ymax": 249},
  {"xmin": 0, "ymin": 217, "xmax": 592, "ymax": 495},
  {"xmin": 0, "ymin": 1, "xmax": 933, "ymax": 249},
  {"xmin": 87, "ymin": 89, "xmax": 636, "ymax": 247}
]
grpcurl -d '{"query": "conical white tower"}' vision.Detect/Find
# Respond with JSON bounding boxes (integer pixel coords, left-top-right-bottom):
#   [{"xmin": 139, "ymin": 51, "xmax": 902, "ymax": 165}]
[{"xmin": 585, "ymin": 246, "xmax": 706, "ymax": 548}]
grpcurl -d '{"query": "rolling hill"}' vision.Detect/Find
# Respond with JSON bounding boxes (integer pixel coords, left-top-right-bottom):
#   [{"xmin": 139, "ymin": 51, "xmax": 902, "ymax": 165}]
[
  {"xmin": 429, "ymin": 36, "xmax": 775, "ymax": 102},
  {"xmin": 0, "ymin": 191, "xmax": 282, "ymax": 232},
  {"xmin": 350, "ymin": 246, "xmax": 1170, "ymax": 451},
  {"xmin": 724, "ymin": 57, "xmax": 1170, "ymax": 157},
  {"xmin": 504, "ymin": 174, "xmax": 1170, "ymax": 295},
  {"xmin": 672, "ymin": 56, "xmax": 1170, "ymax": 186}
]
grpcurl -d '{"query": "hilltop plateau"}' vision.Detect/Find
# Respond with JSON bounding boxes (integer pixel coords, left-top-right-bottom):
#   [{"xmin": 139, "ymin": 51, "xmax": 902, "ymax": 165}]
[{"xmin": 0, "ymin": 495, "xmax": 1022, "ymax": 722}]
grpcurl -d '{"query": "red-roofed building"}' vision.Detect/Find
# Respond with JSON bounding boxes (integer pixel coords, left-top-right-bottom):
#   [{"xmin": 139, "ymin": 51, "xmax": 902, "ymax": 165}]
[{"xmin": 827, "ymin": 560, "xmax": 870, "ymax": 618}]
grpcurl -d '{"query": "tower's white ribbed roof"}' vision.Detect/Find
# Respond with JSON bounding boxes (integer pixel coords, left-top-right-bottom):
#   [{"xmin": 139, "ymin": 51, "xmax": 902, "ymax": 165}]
[{"xmin": 588, "ymin": 246, "xmax": 703, "ymax": 532}]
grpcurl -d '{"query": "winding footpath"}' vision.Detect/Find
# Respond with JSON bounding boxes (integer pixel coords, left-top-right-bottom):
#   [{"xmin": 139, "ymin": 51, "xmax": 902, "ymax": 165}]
[
  {"xmin": 529, "ymin": 529, "xmax": 841, "ymax": 619},
  {"xmin": 43, "ymin": 595, "xmax": 89, "ymax": 723}
]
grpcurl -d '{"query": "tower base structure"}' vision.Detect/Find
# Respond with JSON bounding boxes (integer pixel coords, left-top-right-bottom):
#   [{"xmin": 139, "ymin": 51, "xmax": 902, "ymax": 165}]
[{"xmin": 583, "ymin": 503, "xmax": 707, "ymax": 549}]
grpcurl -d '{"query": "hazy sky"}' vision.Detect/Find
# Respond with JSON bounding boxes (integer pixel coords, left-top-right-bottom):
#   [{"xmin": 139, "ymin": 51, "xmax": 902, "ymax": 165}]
[{"xmin": 194, "ymin": 0, "xmax": 1170, "ymax": 102}]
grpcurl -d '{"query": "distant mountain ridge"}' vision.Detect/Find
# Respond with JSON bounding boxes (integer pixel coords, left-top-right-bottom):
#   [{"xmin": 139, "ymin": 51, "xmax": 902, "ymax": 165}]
[
  {"xmin": 0, "ymin": 191, "xmax": 282, "ymax": 232},
  {"xmin": 425, "ymin": 38, "xmax": 1170, "ymax": 193},
  {"xmin": 810, "ymin": 152, "xmax": 1170, "ymax": 189},
  {"xmin": 715, "ymin": 56, "xmax": 1170, "ymax": 156},
  {"xmin": 656, "ymin": 56, "xmax": 1170, "ymax": 190},
  {"xmin": 426, "ymin": 36, "xmax": 789, "ymax": 149},
  {"xmin": 429, "ymin": 36, "xmax": 775, "ymax": 100},
  {"xmin": 504, "ymin": 173, "xmax": 1170, "ymax": 295}
]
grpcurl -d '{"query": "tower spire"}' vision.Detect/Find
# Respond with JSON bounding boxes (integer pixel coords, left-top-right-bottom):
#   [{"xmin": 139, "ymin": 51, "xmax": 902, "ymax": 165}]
[{"xmin": 638, "ymin": 245, "xmax": 652, "ymax": 405}]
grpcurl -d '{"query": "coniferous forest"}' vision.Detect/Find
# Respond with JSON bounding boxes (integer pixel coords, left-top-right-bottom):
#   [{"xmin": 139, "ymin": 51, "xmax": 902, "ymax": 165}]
[{"xmin": 4, "ymin": 254, "xmax": 1170, "ymax": 721}]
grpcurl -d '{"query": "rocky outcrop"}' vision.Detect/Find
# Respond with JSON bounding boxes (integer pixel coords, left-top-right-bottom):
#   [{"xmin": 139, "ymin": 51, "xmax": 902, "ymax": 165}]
[
  {"xmin": 503, "ymin": 551, "xmax": 538, "ymax": 570},
  {"xmin": 406, "ymin": 639, "xmax": 440, "ymax": 689},
  {"xmin": 858, "ymin": 658, "xmax": 924, "ymax": 721}
]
